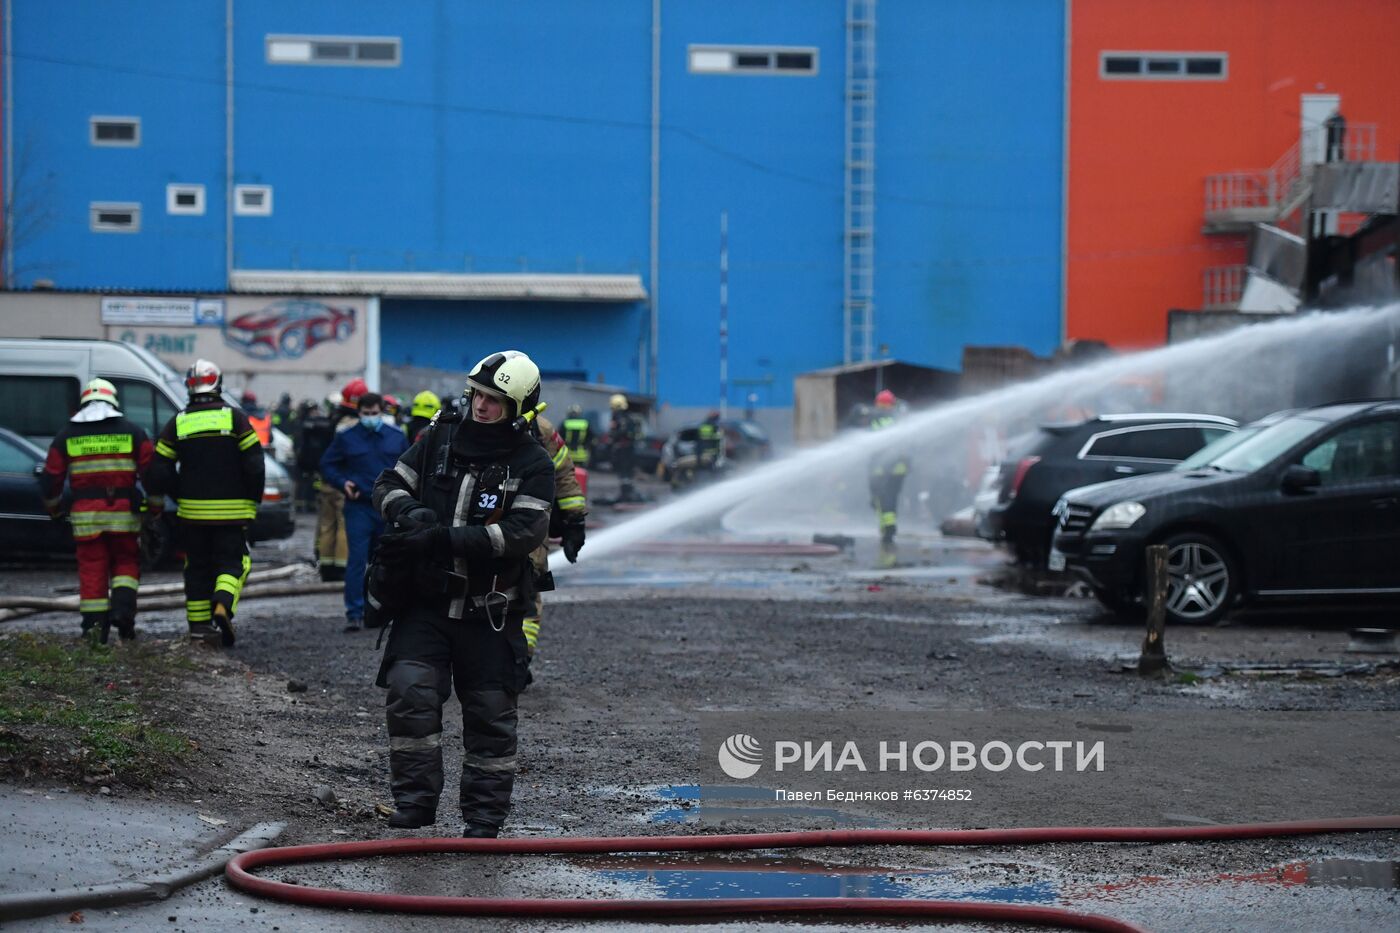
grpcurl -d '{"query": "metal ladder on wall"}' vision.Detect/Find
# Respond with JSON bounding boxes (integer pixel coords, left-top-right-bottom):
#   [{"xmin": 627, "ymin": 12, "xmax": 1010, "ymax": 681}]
[{"xmin": 843, "ymin": 0, "xmax": 877, "ymax": 365}]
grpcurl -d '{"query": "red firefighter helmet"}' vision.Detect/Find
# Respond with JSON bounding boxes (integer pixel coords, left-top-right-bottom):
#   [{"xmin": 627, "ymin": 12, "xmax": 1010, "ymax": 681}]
[
  {"xmin": 340, "ymin": 378, "xmax": 369, "ymax": 407},
  {"xmin": 875, "ymin": 389, "xmax": 896, "ymax": 409}
]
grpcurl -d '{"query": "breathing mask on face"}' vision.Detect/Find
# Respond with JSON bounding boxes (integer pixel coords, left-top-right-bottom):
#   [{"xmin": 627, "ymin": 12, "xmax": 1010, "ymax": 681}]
[{"xmin": 360, "ymin": 413, "xmax": 383, "ymax": 432}]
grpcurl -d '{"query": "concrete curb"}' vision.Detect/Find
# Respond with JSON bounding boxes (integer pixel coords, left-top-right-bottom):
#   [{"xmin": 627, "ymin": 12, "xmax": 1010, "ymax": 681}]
[{"xmin": 0, "ymin": 820, "xmax": 285, "ymax": 921}]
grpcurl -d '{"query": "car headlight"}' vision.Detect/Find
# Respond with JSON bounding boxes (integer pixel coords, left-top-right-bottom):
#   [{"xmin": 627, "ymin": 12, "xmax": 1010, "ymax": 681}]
[{"xmin": 1089, "ymin": 501, "xmax": 1146, "ymax": 532}]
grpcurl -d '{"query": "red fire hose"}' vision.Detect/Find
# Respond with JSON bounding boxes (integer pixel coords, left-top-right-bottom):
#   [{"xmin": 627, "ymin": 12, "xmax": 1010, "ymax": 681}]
[{"xmin": 226, "ymin": 816, "xmax": 1400, "ymax": 932}]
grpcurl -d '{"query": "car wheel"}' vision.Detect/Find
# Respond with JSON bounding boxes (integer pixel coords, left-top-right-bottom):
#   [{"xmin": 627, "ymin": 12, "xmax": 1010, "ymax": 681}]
[
  {"xmin": 1160, "ymin": 532, "xmax": 1238, "ymax": 625},
  {"xmin": 279, "ymin": 326, "xmax": 307, "ymax": 358},
  {"xmin": 334, "ymin": 319, "xmax": 352, "ymax": 341}
]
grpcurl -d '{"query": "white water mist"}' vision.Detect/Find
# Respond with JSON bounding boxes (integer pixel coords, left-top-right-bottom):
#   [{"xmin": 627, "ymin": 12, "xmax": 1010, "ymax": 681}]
[{"xmin": 555, "ymin": 304, "xmax": 1400, "ymax": 570}]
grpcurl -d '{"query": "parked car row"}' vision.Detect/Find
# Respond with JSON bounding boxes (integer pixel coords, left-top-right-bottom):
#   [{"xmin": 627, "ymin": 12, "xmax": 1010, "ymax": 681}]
[
  {"xmin": 589, "ymin": 418, "xmax": 773, "ymax": 481},
  {"xmin": 1053, "ymin": 400, "xmax": 1400, "ymax": 625},
  {"xmin": 659, "ymin": 419, "xmax": 772, "ymax": 482},
  {"xmin": 978, "ymin": 400, "xmax": 1400, "ymax": 624},
  {"xmin": 980, "ymin": 400, "xmax": 1400, "ymax": 624}
]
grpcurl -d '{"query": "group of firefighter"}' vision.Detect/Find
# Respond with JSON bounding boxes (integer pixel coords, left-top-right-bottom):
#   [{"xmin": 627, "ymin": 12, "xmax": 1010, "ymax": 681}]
[{"xmin": 40, "ymin": 356, "xmax": 906, "ymax": 836}]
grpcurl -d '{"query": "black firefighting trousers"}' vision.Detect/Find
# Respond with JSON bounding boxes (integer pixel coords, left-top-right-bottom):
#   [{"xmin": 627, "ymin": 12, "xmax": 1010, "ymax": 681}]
[
  {"xmin": 377, "ymin": 602, "xmax": 533, "ymax": 828},
  {"xmin": 179, "ymin": 522, "xmax": 251, "ymax": 630}
]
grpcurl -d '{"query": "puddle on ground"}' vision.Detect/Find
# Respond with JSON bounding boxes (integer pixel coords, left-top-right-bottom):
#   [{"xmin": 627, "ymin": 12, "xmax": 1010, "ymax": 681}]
[
  {"xmin": 567, "ymin": 852, "xmax": 1058, "ymax": 904},
  {"xmin": 657, "ymin": 784, "xmax": 873, "ymax": 825},
  {"xmin": 1301, "ymin": 858, "xmax": 1397, "ymax": 889},
  {"xmin": 588, "ymin": 784, "xmax": 877, "ymax": 826},
  {"xmin": 1067, "ymin": 858, "xmax": 1399, "ymax": 903}
]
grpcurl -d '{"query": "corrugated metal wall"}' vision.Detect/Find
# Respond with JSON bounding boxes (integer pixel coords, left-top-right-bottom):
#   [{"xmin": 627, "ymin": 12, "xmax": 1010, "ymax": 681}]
[{"xmin": 7, "ymin": 0, "xmax": 1067, "ymax": 411}]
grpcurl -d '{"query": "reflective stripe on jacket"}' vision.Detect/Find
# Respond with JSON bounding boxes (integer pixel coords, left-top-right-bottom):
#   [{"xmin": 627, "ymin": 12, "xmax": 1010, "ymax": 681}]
[
  {"xmin": 147, "ymin": 399, "xmax": 264, "ymax": 524},
  {"xmin": 40, "ymin": 414, "xmax": 154, "ymax": 540}
]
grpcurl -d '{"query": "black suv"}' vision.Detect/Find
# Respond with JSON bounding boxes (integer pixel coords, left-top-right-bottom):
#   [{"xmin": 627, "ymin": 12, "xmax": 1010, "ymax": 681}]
[
  {"xmin": 1052, "ymin": 400, "xmax": 1400, "ymax": 624},
  {"xmin": 984, "ymin": 414, "xmax": 1238, "ymax": 566}
]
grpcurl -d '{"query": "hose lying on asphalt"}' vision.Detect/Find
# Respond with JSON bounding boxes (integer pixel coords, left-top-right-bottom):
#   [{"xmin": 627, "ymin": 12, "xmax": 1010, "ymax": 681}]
[
  {"xmin": 226, "ymin": 816, "xmax": 1400, "ymax": 932},
  {"xmin": 0, "ymin": 566, "xmax": 330, "ymax": 622}
]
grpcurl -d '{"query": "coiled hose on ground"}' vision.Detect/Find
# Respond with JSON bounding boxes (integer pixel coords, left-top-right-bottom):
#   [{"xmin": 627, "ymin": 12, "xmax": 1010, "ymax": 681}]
[{"xmin": 226, "ymin": 816, "xmax": 1400, "ymax": 932}]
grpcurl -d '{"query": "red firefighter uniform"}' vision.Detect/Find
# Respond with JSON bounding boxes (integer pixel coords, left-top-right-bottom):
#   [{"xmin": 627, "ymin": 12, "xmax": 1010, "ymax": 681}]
[
  {"xmin": 39, "ymin": 379, "xmax": 156, "ymax": 642},
  {"xmin": 147, "ymin": 360, "xmax": 265, "ymax": 646}
]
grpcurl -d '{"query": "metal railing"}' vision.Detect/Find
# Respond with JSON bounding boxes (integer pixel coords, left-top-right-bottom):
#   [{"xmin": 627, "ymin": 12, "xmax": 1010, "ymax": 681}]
[
  {"xmin": 1201, "ymin": 264, "xmax": 1247, "ymax": 309},
  {"xmin": 1204, "ymin": 123, "xmax": 1378, "ymax": 215}
]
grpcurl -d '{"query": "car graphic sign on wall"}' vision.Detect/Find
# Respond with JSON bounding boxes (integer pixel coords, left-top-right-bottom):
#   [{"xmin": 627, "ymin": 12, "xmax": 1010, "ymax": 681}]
[{"xmin": 222, "ymin": 300, "xmax": 357, "ymax": 360}]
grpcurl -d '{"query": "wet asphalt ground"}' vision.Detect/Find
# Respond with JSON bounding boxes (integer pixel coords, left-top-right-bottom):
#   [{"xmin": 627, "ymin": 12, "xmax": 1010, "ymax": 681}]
[{"xmin": 1, "ymin": 472, "xmax": 1397, "ymax": 931}]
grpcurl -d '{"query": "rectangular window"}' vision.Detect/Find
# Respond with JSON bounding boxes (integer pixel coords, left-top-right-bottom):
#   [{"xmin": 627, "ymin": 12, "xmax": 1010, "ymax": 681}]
[
  {"xmin": 105, "ymin": 378, "xmax": 178, "ymax": 439},
  {"xmin": 1099, "ymin": 51, "xmax": 1228, "ymax": 81},
  {"xmin": 234, "ymin": 185, "xmax": 273, "ymax": 216},
  {"xmin": 0, "ymin": 375, "xmax": 80, "ymax": 443},
  {"xmin": 688, "ymin": 45, "xmax": 818, "ymax": 76},
  {"xmin": 89, "ymin": 202, "xmax": 140, "ymax": 233},
  {"xmin": 166, "ymin": 183, "xmax": 205, "ymax": 216},
  {"xmin": 90, "ymin": 116, "xmax": 140, "ymax": 147},
  {"xmin": 266, "ymin": 34, "xmax": 401, "ymax": 67}
]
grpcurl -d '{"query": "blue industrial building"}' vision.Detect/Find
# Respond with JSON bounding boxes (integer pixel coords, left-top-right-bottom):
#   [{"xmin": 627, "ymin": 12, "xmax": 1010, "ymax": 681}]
[{"xmin": 4, "ymin": 0, "xmax": 1065, "ymax": 423}]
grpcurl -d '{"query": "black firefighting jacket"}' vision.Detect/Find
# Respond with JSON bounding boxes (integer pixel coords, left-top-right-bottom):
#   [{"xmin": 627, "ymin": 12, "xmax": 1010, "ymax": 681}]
[
  {"xmin": 372, "ymin": 413, "xmax": 553, "ymax": 621},
  {"xmin": 148, "ymin": 397, "xmax": 265, "ymax": 523}
]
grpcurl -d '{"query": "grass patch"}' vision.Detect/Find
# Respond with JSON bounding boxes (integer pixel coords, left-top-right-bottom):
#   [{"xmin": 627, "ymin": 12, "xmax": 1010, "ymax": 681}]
[{"xmin": 0, "ymin": 632, "xmax": 194, "ymax": 786}]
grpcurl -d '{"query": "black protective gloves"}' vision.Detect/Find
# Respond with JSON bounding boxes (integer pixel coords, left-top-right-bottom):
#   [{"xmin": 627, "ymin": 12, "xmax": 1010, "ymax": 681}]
[
  {"xmin": 395, "ymin": 505, "xmax": 438, "ymax": 531},
  {"xmin": 377, "ymin": 524, "xmax": 449, "ymax": 566},
  {"xmin": 560, "ymin": 518, "xmax": 586, "ymax": 563}
]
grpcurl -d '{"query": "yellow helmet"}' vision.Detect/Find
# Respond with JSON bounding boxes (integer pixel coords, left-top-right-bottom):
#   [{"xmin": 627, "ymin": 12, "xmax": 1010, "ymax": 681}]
[
  {"xmin": 609, "ymin": 393, "xmax": 628, "ymax": 411},
  {"xmin": 410, "ymin": 390, "xmax": 441, "ymax": 419},
  {"xmin": 80, "ymin": 377, "xmax": 120, "ymax": 408}
]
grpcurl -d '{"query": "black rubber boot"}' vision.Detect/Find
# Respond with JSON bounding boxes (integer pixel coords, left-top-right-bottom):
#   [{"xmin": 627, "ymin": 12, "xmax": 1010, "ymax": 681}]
[
  {"xmin": 387, "ymin": 807, "xmax": 436, "ymax": 829},
  {"xmin": 111, "ymin": 589, "xmax": 137, "ymax": 641},
  {"xmin": 212, "ymin": 602, "xmax": 236, "ymax": 647},
  {"xmin": 462, "ymin": 821, "xmax": 499, "ymax": 839},
  {"xmin": 81, "ymin": 611, "xmax": 108, "ymax": 645}
]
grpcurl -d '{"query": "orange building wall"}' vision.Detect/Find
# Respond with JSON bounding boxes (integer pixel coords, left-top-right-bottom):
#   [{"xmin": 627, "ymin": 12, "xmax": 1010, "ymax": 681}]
[{"xmin": 1066, "ymin": 0, "xmax": 1400, "ymax": 348}]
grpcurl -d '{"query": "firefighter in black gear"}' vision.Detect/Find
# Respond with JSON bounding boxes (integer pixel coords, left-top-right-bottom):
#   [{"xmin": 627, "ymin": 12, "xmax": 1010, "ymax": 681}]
[
  {"xmin": 147, "ymin": 359, "xmax": 264, "ymax": 647},
  {"xmin": 294, "ymin": 399, "xmax": 332, "ymax": 512},
  {"xmin": 372, "ymin": 350, "xmax": 553, "ymax": 837},
  {"xmin": 561, "ymin": 405, "xmax": 591, "ymax": 468},
  {"xmin": 607, "ymin": 394, "xmax": 642, "ymax": 502},
  {"xmin": 697, "ymin": 411, "xmax": 724, "ymax": 470}
]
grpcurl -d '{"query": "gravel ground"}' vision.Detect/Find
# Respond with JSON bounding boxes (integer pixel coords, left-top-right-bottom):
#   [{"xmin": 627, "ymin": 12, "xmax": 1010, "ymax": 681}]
[{"xmin": 2, "ymin": 479, "xmax": 1397, "ymax": 932}]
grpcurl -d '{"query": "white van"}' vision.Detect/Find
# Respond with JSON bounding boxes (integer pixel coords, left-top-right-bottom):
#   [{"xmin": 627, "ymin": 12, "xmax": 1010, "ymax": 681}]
[{"xmin": 0, "ymin": 337, "xmax": 294, "ymax": 545}]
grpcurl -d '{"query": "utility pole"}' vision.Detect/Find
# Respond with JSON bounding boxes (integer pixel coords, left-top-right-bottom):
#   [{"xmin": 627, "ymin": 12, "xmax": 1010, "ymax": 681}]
[{"xmin": 719, "ymin": 210, "xmax": 729, "ymax": 419}]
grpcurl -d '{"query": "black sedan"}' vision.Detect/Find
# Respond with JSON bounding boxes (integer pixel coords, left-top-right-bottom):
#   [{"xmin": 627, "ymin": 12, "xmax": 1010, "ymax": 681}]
[
  {"xmin": 1052, "ymin": 400, "xmax": 1400, "ymax": 624},
  {"xmin": 0, "ymin": 427, "xmax": 72, "ymax": 557}
]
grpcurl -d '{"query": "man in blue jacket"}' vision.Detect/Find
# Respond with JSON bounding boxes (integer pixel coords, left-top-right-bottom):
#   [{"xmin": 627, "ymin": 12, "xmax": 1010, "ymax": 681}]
[{"xmin": 320, "ymin": 392, "xmax": 409, "ymax": 631}]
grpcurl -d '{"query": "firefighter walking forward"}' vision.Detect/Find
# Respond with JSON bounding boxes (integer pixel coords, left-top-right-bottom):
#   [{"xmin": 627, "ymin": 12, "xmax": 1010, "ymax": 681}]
[
  {"xmin": 147, "ymin": 359, "xmax": 264, "ymax": 647},
  {"xmin": 371, "ymin": 350, "xmax": 554, "ymax": 836},
  {"xmin": 39, "ymin": 378, "xmax": 157, "ymax": 643}
]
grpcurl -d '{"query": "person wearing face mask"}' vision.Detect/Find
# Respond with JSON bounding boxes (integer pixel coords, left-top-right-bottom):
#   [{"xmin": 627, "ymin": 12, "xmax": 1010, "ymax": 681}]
[
  {"xmin": 371, "ymin": 351, "xmax": 553, "ymax": 837},
  {"xmin": 319, "ymin": 392, "xmax": 409, "ymax": 632}
]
